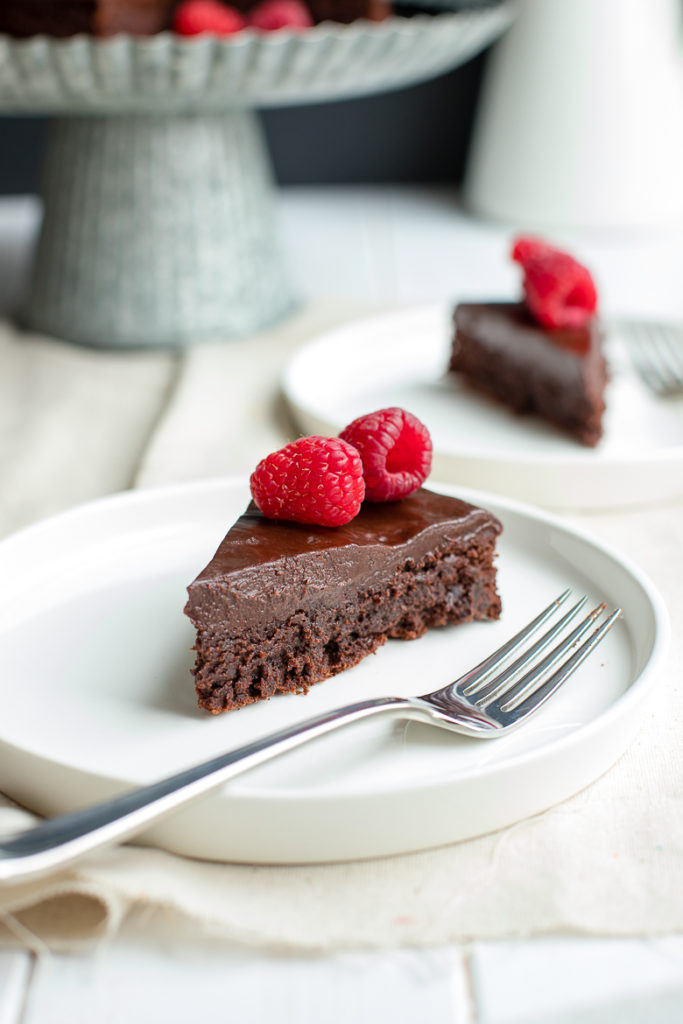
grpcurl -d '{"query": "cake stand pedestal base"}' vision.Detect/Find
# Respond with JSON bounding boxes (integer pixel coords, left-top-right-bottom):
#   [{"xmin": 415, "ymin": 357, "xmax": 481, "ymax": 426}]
[{"xmin": 22, "ymin": 111, "xmax": 295, "ymax": 349}]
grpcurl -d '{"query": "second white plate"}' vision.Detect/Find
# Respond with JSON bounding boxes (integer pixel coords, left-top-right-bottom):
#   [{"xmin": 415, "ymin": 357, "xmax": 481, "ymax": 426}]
[{"xmin": 283, "ymin": 305, "xmax": 683, "ymax": 510}]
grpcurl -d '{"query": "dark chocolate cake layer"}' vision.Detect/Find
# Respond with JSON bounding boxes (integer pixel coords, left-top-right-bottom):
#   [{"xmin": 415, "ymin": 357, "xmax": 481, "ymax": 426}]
[
  {"xmin": 451, "ymin": 302, "xmax": 607, "ymax": 447},
  {"xmin": 0, "ymin": 0, "xmax": 176, "ymax": 37},
  {"xmin": 185, "ymin": 488, "xmax": 502, "ymax": 713}
]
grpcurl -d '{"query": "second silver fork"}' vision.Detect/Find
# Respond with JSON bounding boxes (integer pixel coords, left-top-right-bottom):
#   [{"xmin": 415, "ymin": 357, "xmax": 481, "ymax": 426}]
[{"xmin": 618, "ymin": 319, "xmax": 683, "ymax": 396}]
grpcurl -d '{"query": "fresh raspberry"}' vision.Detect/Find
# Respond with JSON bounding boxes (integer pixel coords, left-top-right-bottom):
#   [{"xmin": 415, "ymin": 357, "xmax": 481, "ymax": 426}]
[
  {"xmin": 510, "ymin": 235, "xmax": 553, "ymax": 265},
  {"xmin": 248, "ymin": 0, "xmax": 313, "ymax": 30},
  {"xmin": 250, "ymin": 436, "xmax": 365, "ymax": 527},
  {"xmin": 339, "ymin": 407, "xmax": 432, "ymax": 503},
  {"xmin": 173, "ymin": 0, "xmax": 247, "ymax": 36},
  {"xmin": 511, "ymin": 235, "xmax": 598, "ymax": 329}
]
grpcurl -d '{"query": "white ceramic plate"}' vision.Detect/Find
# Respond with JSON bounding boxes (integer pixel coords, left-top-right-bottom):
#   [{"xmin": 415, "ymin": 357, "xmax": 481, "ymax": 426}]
[
  {"xmin": 0, "ymin": 479, "xmax": 668, "ymax": 864},
  {"xmin": 283, "ymin": 305, "xmax": 683, "ymax": 510}
]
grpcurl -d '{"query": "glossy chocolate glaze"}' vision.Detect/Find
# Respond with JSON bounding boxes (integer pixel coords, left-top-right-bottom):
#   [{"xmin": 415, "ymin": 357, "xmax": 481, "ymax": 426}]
[
  {"xmin": 454, "ymin": 302, "xmax": 599, "ymax": 361},
  {"xmin": 185, "ymin": 488, "xmax": 502, "ymax": 632}
]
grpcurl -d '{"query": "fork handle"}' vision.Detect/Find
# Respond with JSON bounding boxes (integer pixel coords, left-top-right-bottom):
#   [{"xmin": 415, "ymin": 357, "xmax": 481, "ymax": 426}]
[{"xmin": 0, "ymin": 696, "xmax": 413, "ymax": 885}]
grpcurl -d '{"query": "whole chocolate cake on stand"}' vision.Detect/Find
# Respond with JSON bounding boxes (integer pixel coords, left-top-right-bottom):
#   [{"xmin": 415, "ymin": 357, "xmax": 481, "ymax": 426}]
[{"xmin": 0, "ymin": 3, "xmax": 514, "ymax": 348}]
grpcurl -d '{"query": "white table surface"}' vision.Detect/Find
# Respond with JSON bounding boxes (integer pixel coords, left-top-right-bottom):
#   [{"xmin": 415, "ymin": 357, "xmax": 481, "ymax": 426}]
[{"xmin": 1, "ymin": 186, "xmax": 683, "ymax": 1022}]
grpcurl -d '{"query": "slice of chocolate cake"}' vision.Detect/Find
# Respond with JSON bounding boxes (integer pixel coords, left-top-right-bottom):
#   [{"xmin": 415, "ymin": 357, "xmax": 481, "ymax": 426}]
[
  {"xmin": 450, "ymin": 302, "xmax": 607, "ymax": 447},
  {"xmin": 185, "ymin": 487, "xmax": 502, "ymax": 713}
]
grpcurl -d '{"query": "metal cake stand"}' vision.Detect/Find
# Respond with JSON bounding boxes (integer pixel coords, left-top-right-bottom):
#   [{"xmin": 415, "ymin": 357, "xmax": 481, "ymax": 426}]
[{"xmin": 0, "ymin": 7, "xmax": 513, "ymax": 348}]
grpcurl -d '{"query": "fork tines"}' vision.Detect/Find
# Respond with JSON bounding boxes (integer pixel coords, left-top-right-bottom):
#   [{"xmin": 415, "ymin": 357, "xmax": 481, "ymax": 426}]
[
  {"xmin": 619, "ymin": 319, "xmax": 683, "ymax": 397},
  {"xmin": 457, "ymin": 591, "xmax": 622, "ymax": 727}
]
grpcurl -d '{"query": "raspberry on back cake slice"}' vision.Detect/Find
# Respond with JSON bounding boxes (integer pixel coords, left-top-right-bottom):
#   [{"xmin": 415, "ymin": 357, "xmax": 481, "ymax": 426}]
[{"xmin": 184, "ymin": 489, "xmax": 502, "ymax": 713}]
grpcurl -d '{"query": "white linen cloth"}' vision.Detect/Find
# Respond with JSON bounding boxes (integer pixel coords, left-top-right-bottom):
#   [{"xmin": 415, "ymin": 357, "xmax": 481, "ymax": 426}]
[{"xmin": 0, "ymin": 307, "xmax": 681, "ymax": 952}]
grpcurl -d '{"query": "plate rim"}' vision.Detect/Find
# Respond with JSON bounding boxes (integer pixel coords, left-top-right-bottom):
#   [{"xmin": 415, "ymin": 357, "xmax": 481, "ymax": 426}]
[{"xmin": 0, "ymin": 476, "xmax": 670, "ymax": 805}]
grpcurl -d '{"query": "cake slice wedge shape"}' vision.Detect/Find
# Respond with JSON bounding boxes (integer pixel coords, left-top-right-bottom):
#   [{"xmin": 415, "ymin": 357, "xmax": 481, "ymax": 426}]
[
  {"xmin": 184, "ymin": 487, "xmax": 502, "ymax": 713},
  {"xmin": 451, "ymin": 301, "xmax": 607, "ymax": 447}
]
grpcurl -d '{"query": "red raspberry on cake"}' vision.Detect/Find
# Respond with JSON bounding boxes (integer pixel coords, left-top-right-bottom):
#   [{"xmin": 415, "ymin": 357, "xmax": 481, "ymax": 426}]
[
  {"xmin": 339, "ymin": 407, "xmax": 432, "ymax": 503},
  {"xmin": 173, "ymin": 0, "xmax": 247, "ymax": 36},
  {"xmin": 250, "ymin": 436, "xmax": 365, "ymax": 527},
  {"xmin": 511, "ymin": 235, "xmax": 598, "ymax": 330},
  {"xmin": 249, "ymin": 0, "xmax": 313, "ymax": 29},
  {"xmin": 510, "ymin": 235, "xmax": 553, "ymax": 265}
]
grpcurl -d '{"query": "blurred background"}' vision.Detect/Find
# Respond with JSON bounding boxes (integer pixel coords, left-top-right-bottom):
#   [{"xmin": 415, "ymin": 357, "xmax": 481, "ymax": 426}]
[
  {"xmin": 3, "ymin": 0, "xmax": 683, "ymax": 351},
  {"xmin": 0, "ymin": 57, "xmax": 486, "ymax": 193}
]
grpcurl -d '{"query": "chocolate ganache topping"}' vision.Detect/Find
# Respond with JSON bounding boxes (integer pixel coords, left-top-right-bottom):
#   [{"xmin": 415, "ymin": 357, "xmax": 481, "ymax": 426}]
[
  {"xmin": 454, "ymin": 302, "xmax": 599, "ymax": 361},
  {"xmin": 185, "ymin": 488, "xmax": 502, "ymax": 633}
]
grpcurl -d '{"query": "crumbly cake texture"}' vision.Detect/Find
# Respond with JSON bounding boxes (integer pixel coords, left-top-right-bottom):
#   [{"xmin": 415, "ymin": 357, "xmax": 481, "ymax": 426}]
[
  {"xmin": 184, "ymin": 488, "xmax": 502, "ymax": 713},
  {"xmin": 451, "ymin": 301, "xmax": 607, "ymax": 447}
]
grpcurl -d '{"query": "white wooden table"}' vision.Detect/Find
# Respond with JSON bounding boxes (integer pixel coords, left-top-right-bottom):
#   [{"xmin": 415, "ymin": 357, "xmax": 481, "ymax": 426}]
[{"xmin": 1, "ymin": 187, "xmax": 683, "ymax": 1022}]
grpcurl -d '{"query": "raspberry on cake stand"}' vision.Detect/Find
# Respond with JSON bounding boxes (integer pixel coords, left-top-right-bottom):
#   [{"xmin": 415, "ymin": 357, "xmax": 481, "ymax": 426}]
[{"xmin": 0, "ymin": 7, "xmax": 514, "ymax": 348}]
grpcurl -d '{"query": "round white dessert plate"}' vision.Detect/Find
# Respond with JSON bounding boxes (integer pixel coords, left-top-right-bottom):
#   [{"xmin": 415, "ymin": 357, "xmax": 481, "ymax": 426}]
[
  {"xmin": 283, "ymin": 304, "xmax": 683, "ymax": 509},
  {"xmin": 0, "ymin": 478, "xmax": 668, "ymax": 864}
]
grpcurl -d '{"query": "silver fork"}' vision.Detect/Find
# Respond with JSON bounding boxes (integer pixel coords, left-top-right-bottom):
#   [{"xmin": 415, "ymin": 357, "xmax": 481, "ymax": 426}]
[
  {"xmin": 0, "ymin": 590, "xmax": 621, "ymax": 885},
  {"xmin": 618, "ymin": 319, "xmax": 683, "ymax": 396}
]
